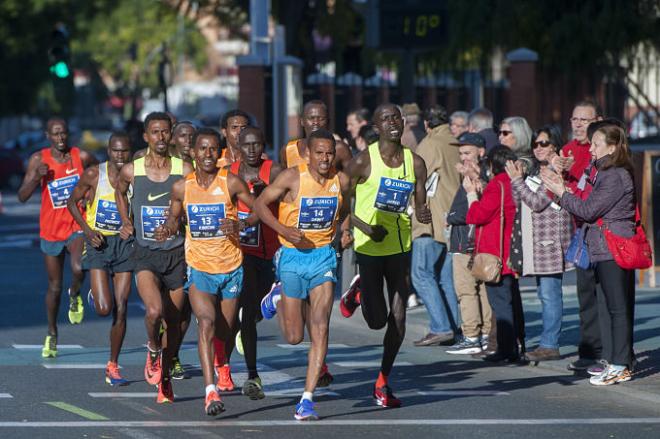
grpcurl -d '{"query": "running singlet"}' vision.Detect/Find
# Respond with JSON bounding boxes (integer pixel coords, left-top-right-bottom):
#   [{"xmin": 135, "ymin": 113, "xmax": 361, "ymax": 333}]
[
  {"xmin": 39, "ymin": 147, "xmax": 84, "ymax": 241},
  {"xmin": 278, "ymin": 163, "xmax": 342, "ymax": 249},
  {"xmin": 183, "ymin": 169, "xmax": 242, "ymax": 274},
  {"xmin": 216, "ymin": 148, "xmax": 232, "ymax": 169},
  {"xmin": 85, "ymin": 162, "xmax": 122, "ymax": 236},
  {"xmin": 130, "ymin": 156, "xmax": 184, "ymax": 250},
  {"xmin": 354, "ymin": 142, "xmax": 416, "ymax": 256},
  {"xmin": 229, "ymin": 160, "xmax": 280, "ymax": 260},
  {"xmin": 284, "ymin": 140, "xmax": 307, "ymax": 168}
]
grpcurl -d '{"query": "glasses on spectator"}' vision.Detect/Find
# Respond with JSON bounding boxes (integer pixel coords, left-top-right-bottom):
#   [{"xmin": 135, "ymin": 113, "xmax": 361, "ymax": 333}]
[
  {"xmin": 570, "ymin": 117, "xmax": 595, "ymax": 125},
  {"xmin": 499, "ymin": 130, "xmax": 512, "ymax": 136},
  {"xmin": 533, "ymin": 140, "xmax": 553, "ymax": 149}
]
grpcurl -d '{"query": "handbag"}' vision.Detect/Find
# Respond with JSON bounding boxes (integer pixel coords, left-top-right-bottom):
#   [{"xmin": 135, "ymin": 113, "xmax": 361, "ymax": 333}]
[
  {"xmin": 597, "ymin": 207, "xmax": 652, "ymax": 270},
  {"xmin": 565, "ymin": 223, "xmax": 591, "ymax": 270},
  {"xmin": 469, "ymin": 182, "xmax": 504, "ymax": 283}
]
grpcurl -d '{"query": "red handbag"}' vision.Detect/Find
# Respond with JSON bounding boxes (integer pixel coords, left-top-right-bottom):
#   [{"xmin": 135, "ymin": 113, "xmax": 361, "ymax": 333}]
[{"xmin": 597, "ymin": 207, "xmax": 652, "ymax": 270}]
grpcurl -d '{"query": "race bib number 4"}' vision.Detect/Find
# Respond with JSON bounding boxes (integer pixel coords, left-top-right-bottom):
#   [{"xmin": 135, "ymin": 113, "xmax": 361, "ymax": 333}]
[
  {"xmin": 47, "ymin": 175, "xmax": 79, "ymax": 209},
  {"xmin": 298, "ymin": 196, "xmax": 338, "ymax": 231},
  {"xmin": 95, "ymin": 199, "xmax": 121, "ymax": 232},
  {"xmin": 238, "ymin": 210, "xmax": 259, "ymax": 247},
  {"xmin": 141, "ymin": 205, "xmax": 168, "ymax": 240},
  {"xmin": 187, "ymin": 203, "xmax": 225, "ymax": 239},
  {"xmin": 375, "ymin": 177, "xmax": 414, "ymax": 213}
]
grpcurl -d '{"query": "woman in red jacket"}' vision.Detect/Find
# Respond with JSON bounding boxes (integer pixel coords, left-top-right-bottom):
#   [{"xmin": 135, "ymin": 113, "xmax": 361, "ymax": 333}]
[{"xmin": 464, "ymin": 146, "xmax": 521, "ymax": 362}]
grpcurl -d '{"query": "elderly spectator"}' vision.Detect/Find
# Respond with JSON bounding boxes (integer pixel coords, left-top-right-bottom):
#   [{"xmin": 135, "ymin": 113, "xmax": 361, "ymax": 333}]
[
  {"xmin": 499, "ymin": 116, "xmax": 532, "ymax": 158},
  {"xmin": 506, "ymin": 125, "xmax": 573, "ymax": 362},
  {"xmin": 450, "ymin": 111, "xmax": 470, "ymax": 138},
  {"xmin": 465, "ymin": 146, "xmax": 522, "ymax": 363},
  {"xmin": 543, "ymin": 124, "xmax": 636, "ymax": 385},
  {"xmin": 411, "ymin": 105, "xmax": 462, "ymax": 346},
  {"xmin": 468, "ymin": 108, "xmax": 498, "ymax": 151}
]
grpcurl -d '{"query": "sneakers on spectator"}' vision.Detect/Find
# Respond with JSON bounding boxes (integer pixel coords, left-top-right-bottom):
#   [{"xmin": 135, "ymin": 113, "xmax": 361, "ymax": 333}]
[
  {"xmin": 567, "ymin": 357, "xmax": 598, "ymax": 371},
  {"xmin": 589, "ymin": 365, "xmax": 632, "ymax": 386},
  {"xmin": 587, "ymin": 359, "xmax": 608, "ymax": 376},
  {"xmin": 446, "ymin": 336, "xmax": 482, "ymax": 355},
  {"xmin": 406, "ymin": 294, "xmax": 421, "ymax": 309},
  {"xmin": 525, "ymin": 347, "xmax": 561, "ymax": 362}
]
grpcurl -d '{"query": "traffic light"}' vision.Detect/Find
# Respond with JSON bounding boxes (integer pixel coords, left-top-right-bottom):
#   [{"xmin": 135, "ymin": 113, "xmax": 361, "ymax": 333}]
[{"xmin": 48, "ymin": 25, "xmax": 71, "ymax": 78}]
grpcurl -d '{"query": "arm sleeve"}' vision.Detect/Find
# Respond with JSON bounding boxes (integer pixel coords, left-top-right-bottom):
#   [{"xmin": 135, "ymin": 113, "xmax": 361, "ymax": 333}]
[
  {"xmin": 466, "ymin": 180, "xmax": 502, "ymax": 226},
  {"xmin": 560, "ymin": 171, "xmax": 625, "ymax": 222},
  {"xmin": 511, "ymin": 178, "xmax": 552, "ymax": 212}
]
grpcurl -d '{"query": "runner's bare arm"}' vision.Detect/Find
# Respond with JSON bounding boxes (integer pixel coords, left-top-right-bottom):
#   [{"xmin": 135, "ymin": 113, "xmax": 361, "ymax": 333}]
[
  {"xmin": 412, "ymin": 153, "xmax": 431, "ymax": 224},
  {"xmin": 254, "ymin": 167, "xmax": 304, "ymax": 244},
  {"xmin": 17, "ymin": 152, "xmax": 46, "ymax": 202},
  {"xmin": 115, "ymin": 162, "xmax": 134, "ymax": 240},
  {"xmin": 155, "ymin": 179, "xmax": 185, "ymax": 241},
  {"xmin": 67, "ymin": 166, "xmax": 104, "ymax": 248},
  {"xmin": 79, "ymin": 149, "xmax": 99, "ymax": 168}
]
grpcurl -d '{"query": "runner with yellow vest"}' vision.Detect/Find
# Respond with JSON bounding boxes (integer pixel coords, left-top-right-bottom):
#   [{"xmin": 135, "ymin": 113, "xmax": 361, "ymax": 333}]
[
  {"xmin": 342, "ymin": 103, "xmax": 432, "ymax": 408},
  {"xmin": 115, "ymin": 112, "xmax": 194, "ymax": 404},
  {"xmin": 257, "ymin": 129, "xmax": 351, "ymax": 420},
  {"xmin": 156, "ymin": 127, "xmax": 254, "ymax": 416},
  {"xmin": 67, "ymin": 132, "xmax": 134, "ymax": 386}
]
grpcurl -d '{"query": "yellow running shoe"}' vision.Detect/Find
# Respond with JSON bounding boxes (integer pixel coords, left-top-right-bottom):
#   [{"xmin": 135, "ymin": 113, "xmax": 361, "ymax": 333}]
[
  {"xmin": 41, "ymin": 335, "xmax": 57, "ymax": 358},
  {"xmin": 68, "ymin": 291, "xmax": 84, "ymax": 324},
  {"xmin": 235, "ymin": 330, "xmax": 244, "ymax": 356}
]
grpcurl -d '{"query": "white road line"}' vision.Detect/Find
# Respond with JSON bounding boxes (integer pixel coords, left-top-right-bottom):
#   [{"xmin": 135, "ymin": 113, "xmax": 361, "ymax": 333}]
[
  {"xmin": 0, "ymin": 240, "xmax": 34, "ymax": 248},
  {"xmin": 417, "ymin": 390, "xmax": 509, "ymax": 396},
  {"xmin": 0, "ymin": 223, "xmax": 39, "ymax": 233},
  {"xmin": 265, "ymin": 388, "xmax": 340, "ymax": 397},
  {"xmin": 0, "ymin": 393, "xmax": 12, "ymax": 398},
  {"xmin": 3, "ymin": 419, "xmax": 660, "ymax": 427},
  {"xmin": 333, "ymin": 361, "xmax": 413, "ymax": 367},
  {"xmin": 89, "ymin": 393, "xmax": 162, "ymax": 398},
  {"xmin": 43, "ymin": 364, "xmax": 109, "ymax": 369},
  {"xmin": 277, "ymin": 343, "xmax": 349, "ymax": 349},
  {"xmin": 13, "ymin": 344, "xmax": 83, "ymax": 349}
]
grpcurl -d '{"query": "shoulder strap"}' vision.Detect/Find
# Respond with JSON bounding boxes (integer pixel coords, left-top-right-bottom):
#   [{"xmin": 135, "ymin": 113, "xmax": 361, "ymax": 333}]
[
  {"xmin": 171, "ymin": 157, "xmax": 183, "ymax": 175},
  {"xmin": 133, "ymin": 157, "xmax": 146, "ymax": 176},
  {"xmin": 259, "ymin": 159, "xmax": 273, "ymax": 184},
  {"xmin": 230, "ymin": 160, "xmax": 240, "ymax": 175}
]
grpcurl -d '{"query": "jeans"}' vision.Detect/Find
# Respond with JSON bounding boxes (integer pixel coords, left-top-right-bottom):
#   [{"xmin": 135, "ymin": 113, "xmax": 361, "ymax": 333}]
[
  {"xmin": 411, "ymin": 237, "xmax": 459, "ymax": 334},
  {"xmin": 536, "ymin": 274, "xmax": 563, "ymax": 349}
]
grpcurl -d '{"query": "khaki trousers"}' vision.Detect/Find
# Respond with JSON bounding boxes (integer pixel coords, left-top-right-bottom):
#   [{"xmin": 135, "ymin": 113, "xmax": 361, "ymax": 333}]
[{"xmin": 452, "ymin": 253, "xmax": 492, "ymax": 338}]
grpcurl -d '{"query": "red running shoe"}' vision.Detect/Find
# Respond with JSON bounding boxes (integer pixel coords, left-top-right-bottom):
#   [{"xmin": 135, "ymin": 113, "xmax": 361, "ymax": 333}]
[
  {"xmin": 157, "ymin": 378, "xmax": 174, "ymax": 404},
  {"xmin": 144, "ymin": 348, "xmax": 162, "ymax": 386},
  {"xmin": 205, "ymin": 390, "xmax": 225, "ymax": 415},
  {"xmin": 215, "ymin": 364, "xmax": 235, "ymax": 392},
  {"xmin": 317, "ymin": 363, "xmax": 334, "ymax": 387},
  {"xmin": 373, "ymin": 385, "xmax": 402, "ymax": 408},
  {"xmin": 339, "ymin": 274, "xmax": 361, "ymax": 318}
]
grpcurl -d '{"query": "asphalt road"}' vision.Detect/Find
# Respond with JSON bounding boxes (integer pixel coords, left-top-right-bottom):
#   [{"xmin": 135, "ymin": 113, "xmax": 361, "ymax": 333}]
[{"xmin": 1, "ymin": 193, "xmax": 660, "ymax": 439}]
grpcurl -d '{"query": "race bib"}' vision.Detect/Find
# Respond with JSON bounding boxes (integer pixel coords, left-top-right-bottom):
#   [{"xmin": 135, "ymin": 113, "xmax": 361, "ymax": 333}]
[
  {"xmin": 298, "ymin": 196, "xmax": 338, "ymax": 231},
  {"xmin": 374, "ymin": 177, "xmax": 413, "ymax": 213},
  {"xmin": 95, "ymin": 199, "xmax": 121, "ymax": 232},
  {"xmin": 187, "ymin": 203, "xmax": 225, "ymax": 240},
  {"xmin": 141, "ymin": 205, "xmax": 168, "ymax": 240},
  {"xmin": 238, "ymin": 210, "xmax": 259, "ymax": 247},
  {"xmin": 47, "ymin": 175, "xmax": 79, "ymax": 209}
]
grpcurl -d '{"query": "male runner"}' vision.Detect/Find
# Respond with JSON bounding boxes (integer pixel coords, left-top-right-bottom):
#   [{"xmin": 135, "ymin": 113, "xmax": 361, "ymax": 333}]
[
  {"xmin": 341, "ymin": 104, "xmax": 431, "ymax": 407},
  {"xmin": 134, "ymin": 120, "xmax": 195, "ymax": 164},
  {"xmin": 216, "ymin": 110, "xmax": 250, "ymax": 168},
  {"xmin": 155, "ymin": 127, "xmax": 254, "ymax": 415},
  {"xmin": 18, "ymin": 117, "xmax": 98, "ymax": 357},
  {"xmin": 258, "ymin": 129, "xmax": 351, "ymax": 420},
  {"xmin": 115, "ymin": 112, "xmax": 194, "ymax": 403},
  {"xmin": 67, "ymin": 132, "xmax": 133, "ymax": 385},
  {"xmin": 224, "ymin": 127, "xmax": 282, "ymax": 399},
  {"xmin": 279, "ymin": 100, "xmax": 352, "ymax": 171}
]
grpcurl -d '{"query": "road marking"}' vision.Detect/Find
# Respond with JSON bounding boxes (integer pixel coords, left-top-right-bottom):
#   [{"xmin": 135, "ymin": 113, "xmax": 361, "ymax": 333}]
[
  {"xmin": 44, "ymin": 402, "xmax": 109, "ymax": 421},
  {"xmin": 266, "ymin": 388, "xmax": 340, "ymax": 397},
  {"xmin": 277, "ymin": 343, "xmax": 349, "ymax": 349},
  {"xmin": 14, "ymin": 344, "xmax": 83, "ymax": 350},
  {"xmin": 0, "ymin": 240, "xmax": 34, "ymax": 248},
  {"xmin": 118, "ymin": 428, "xmax": 163, "ymax": 439},
  {"xmin": 333, "ymin": 361, "xmax": 413, "ymax": 367},
  {"xmin": 4, "ymin": 418, "xmax": 660, "ymax": 427},
  {"xmin": 43, "ymin": 363, "xmax": 109, "ymax": 369},
  {"xmin": 0, "ymin": 223, "xmax": 39, "ymax": 233},
  {"xmin": 0, "ymin": 393, "xmax": 12, "ymax": 398},
  {"xmin": 417, "ymin": 390, "xmax": 510, "ymax": 396},
  {"xmin": 89, "ymin": 393, "xmax": 162, "ymax": 398}
]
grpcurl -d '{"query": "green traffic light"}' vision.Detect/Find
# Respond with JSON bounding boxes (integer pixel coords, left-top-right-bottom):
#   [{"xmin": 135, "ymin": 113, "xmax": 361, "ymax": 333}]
[{"xmin": 50, "ymin": 61, "xmax": 70, "ymax": 78}]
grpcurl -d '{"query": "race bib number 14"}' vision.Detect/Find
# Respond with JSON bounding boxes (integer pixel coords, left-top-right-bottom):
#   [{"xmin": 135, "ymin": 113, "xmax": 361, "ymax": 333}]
[{"xmin": 298, "ymin": 196, "xmax": 338, "ymax": 231}]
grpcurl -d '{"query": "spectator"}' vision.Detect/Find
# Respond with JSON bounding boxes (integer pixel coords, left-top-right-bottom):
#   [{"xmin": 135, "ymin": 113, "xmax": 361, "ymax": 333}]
[
  {"xmin": 411, "ymin": 105, "xmax": 462, "ymax": 346},
  {"xmin": 446, "ymin": 133, "xmax": 493, "ymax": 354},
  {"xmin": 346, "ymin": 108, "xmax": 370, "ymax": 145},
  {"xmin": 465, "ymin": 146, "xmax": 522, "ymax": 363},
  {"xmin": 499, "ymin": 116, "xmax": 532, "ymax": 158},
  {"xmin": 401, "ymin": 103, "xmax": 426, "ymax": 150},
  {"xmin": 506, "ymin": 125, "xmax": 573, "ymax": 362},
  {"xmin": 468, "ymin": 108, "xmax": 498, "ymax": 151},
  {"xmin": 355, "ymin": 124, "xmax": 379, "ymax": 152},
  {"xmin": 449, "ymin": 111, "xmax": 469, "ymax": 138},
  {"xmin": 542, "ymin": 124, "xmax": 636, "ymax": 385}
]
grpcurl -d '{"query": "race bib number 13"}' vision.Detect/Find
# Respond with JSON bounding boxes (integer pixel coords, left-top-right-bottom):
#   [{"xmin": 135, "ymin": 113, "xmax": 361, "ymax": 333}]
[
  {"xmin": 187, "ymin": 203, "xmax": 225, "ymax": 239},
  {"xmin": 374, "ymin": 177, "xmax": 414, "ymax": 214}
]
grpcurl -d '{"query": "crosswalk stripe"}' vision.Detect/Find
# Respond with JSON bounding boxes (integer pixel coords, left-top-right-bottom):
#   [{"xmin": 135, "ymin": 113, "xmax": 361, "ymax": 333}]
[
  {"xmin": 13, "ymin": 344, "xmax": 83, "ymax": 349},
  {"xmin": 89, "ymin": 393, "xmax": 161, "ymax": 398},
  {"xmin": 0, "ymin": 393, "xmax": 12, "ymax": 398},
  {"xmin": 43, "ymin": 364, "xmax": 109, "ymax": 369}
]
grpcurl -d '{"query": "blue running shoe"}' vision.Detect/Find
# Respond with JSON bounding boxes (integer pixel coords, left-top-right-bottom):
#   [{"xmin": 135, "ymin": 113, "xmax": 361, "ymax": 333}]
[
  {"xmin": 294, "ymin": 399, "xmax": 318, "ymax": 421},
  {"xmin": 260, "ymin": 282, "xmax": 281, "ymax": 320},
  {"xmin": 87, "ymin": 289, "xmax": 95, "ymax": 311}
]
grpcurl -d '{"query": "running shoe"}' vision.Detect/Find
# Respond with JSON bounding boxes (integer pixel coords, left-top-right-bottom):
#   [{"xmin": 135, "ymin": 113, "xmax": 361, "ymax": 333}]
[
  {"xmin": 144, "ymin": 348, "xmax": 162, "ymax": 385},
  {"xmin": 170, "ymin": 356, "xmax": 187, "ymax": 380},
  {"xmin": 205, "ymin": 390, "xmax": 225, "ymax": 416},
  {"xmin": 157, "ymin": 378, "xmax": 174, "ymax": 403},
  {"xmin": 589, "ymin": 366, "xmax": 632, "ymax": 386},
  {"xmin": 294, "ymin": 399, "xmax": 318, "ymax": 421},
  {"xmin": 317, "ymin": 363, "xmax": 334, "ymax": 387},
  {"xmin": 373, "ymin": 385, "xmax": 402, "ymax": 408},
  {"xmin": 235, "ymin": 330, "xmax": 244, "ymax": 356},
  {"xmin": 446, "ymin": 336, "xmax": 482, "ymax": 355},
  {"xmin": 587, "ymin": 359, "xmax": 608, "ymax": 376},
  {"xmin": 41, "ymin": 334, "xmax": 57, "ymax": 358},
  {"xmin": 339, "ymin": 274, "xmax": 361, "ymax": 318},
  {"xmin": 242, "ymin": 377, "xmax": 265, "ymax": 400},
  {"xmin": 215, "ymin": 364, "xmax": 235, "ymax": 392},
  {"xmin": 260, "ymin": 282, "xmax": 281, "ymax": 320},
  {"xmin": 68, "ymin": 290, "xmax": 84, "ymax": 324},
  {"xmin": 87, "ymin": 289, "xmax": 95, "ymax": 312},
  {"xmin": 105, "ymin": 361, "xmax": 128, "ymax": 386}
]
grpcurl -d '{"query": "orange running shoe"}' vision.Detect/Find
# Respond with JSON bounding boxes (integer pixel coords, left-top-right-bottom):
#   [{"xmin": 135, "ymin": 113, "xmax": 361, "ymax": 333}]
[
  {"xmin": 105, "ymin": 361, "xmax": 128, "ymax": 386},
  {"xmin": 157, "ymin": 378, "xmax": 174, "ymax": 404},
  {"xmin": 144, "ymin": 348, "xmax": 162, "ymax": 386},
  {"xmin": 215, "ymin": 364, "xmax": 235, "ymax": 392},
  {"xmin": 205, "ymin": 390, "xmax": 225, "ymax": 416}
]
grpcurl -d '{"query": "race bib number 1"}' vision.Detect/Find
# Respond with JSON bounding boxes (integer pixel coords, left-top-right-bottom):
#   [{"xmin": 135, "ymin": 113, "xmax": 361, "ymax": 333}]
[
  {"xmin": 95, "ymin": 199, "xmax": 121, "ymax": 232},
  {"xmin": 238, "ymin": 211, "xmax": 259, "ymax": 247},
  {"xmin": 187, "ymin": 203, "xmax": 225, "ymax": 239},
  {"xmin": 141, "ymin": 205, "xmax": 168, "ymax": 240},
  {"xmin": 298, "ymin": 196, "xmax": 338, "ymax": 231},
  {"xmin": 47, "ymin": 175, "xmax": 79, "ymax": 209},
  {"xmin": 374, "ymin": 177, "xmax": 414, "ymax": 213}
]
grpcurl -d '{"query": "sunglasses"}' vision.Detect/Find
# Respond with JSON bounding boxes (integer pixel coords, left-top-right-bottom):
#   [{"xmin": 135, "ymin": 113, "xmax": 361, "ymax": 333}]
[
  {"xmin": 533, "ymin": 140, "xmax": 553, "ymax": 149},
  {"xmin": 499, "ymin": 130, "xmax": 512, "ymax": 136}
]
